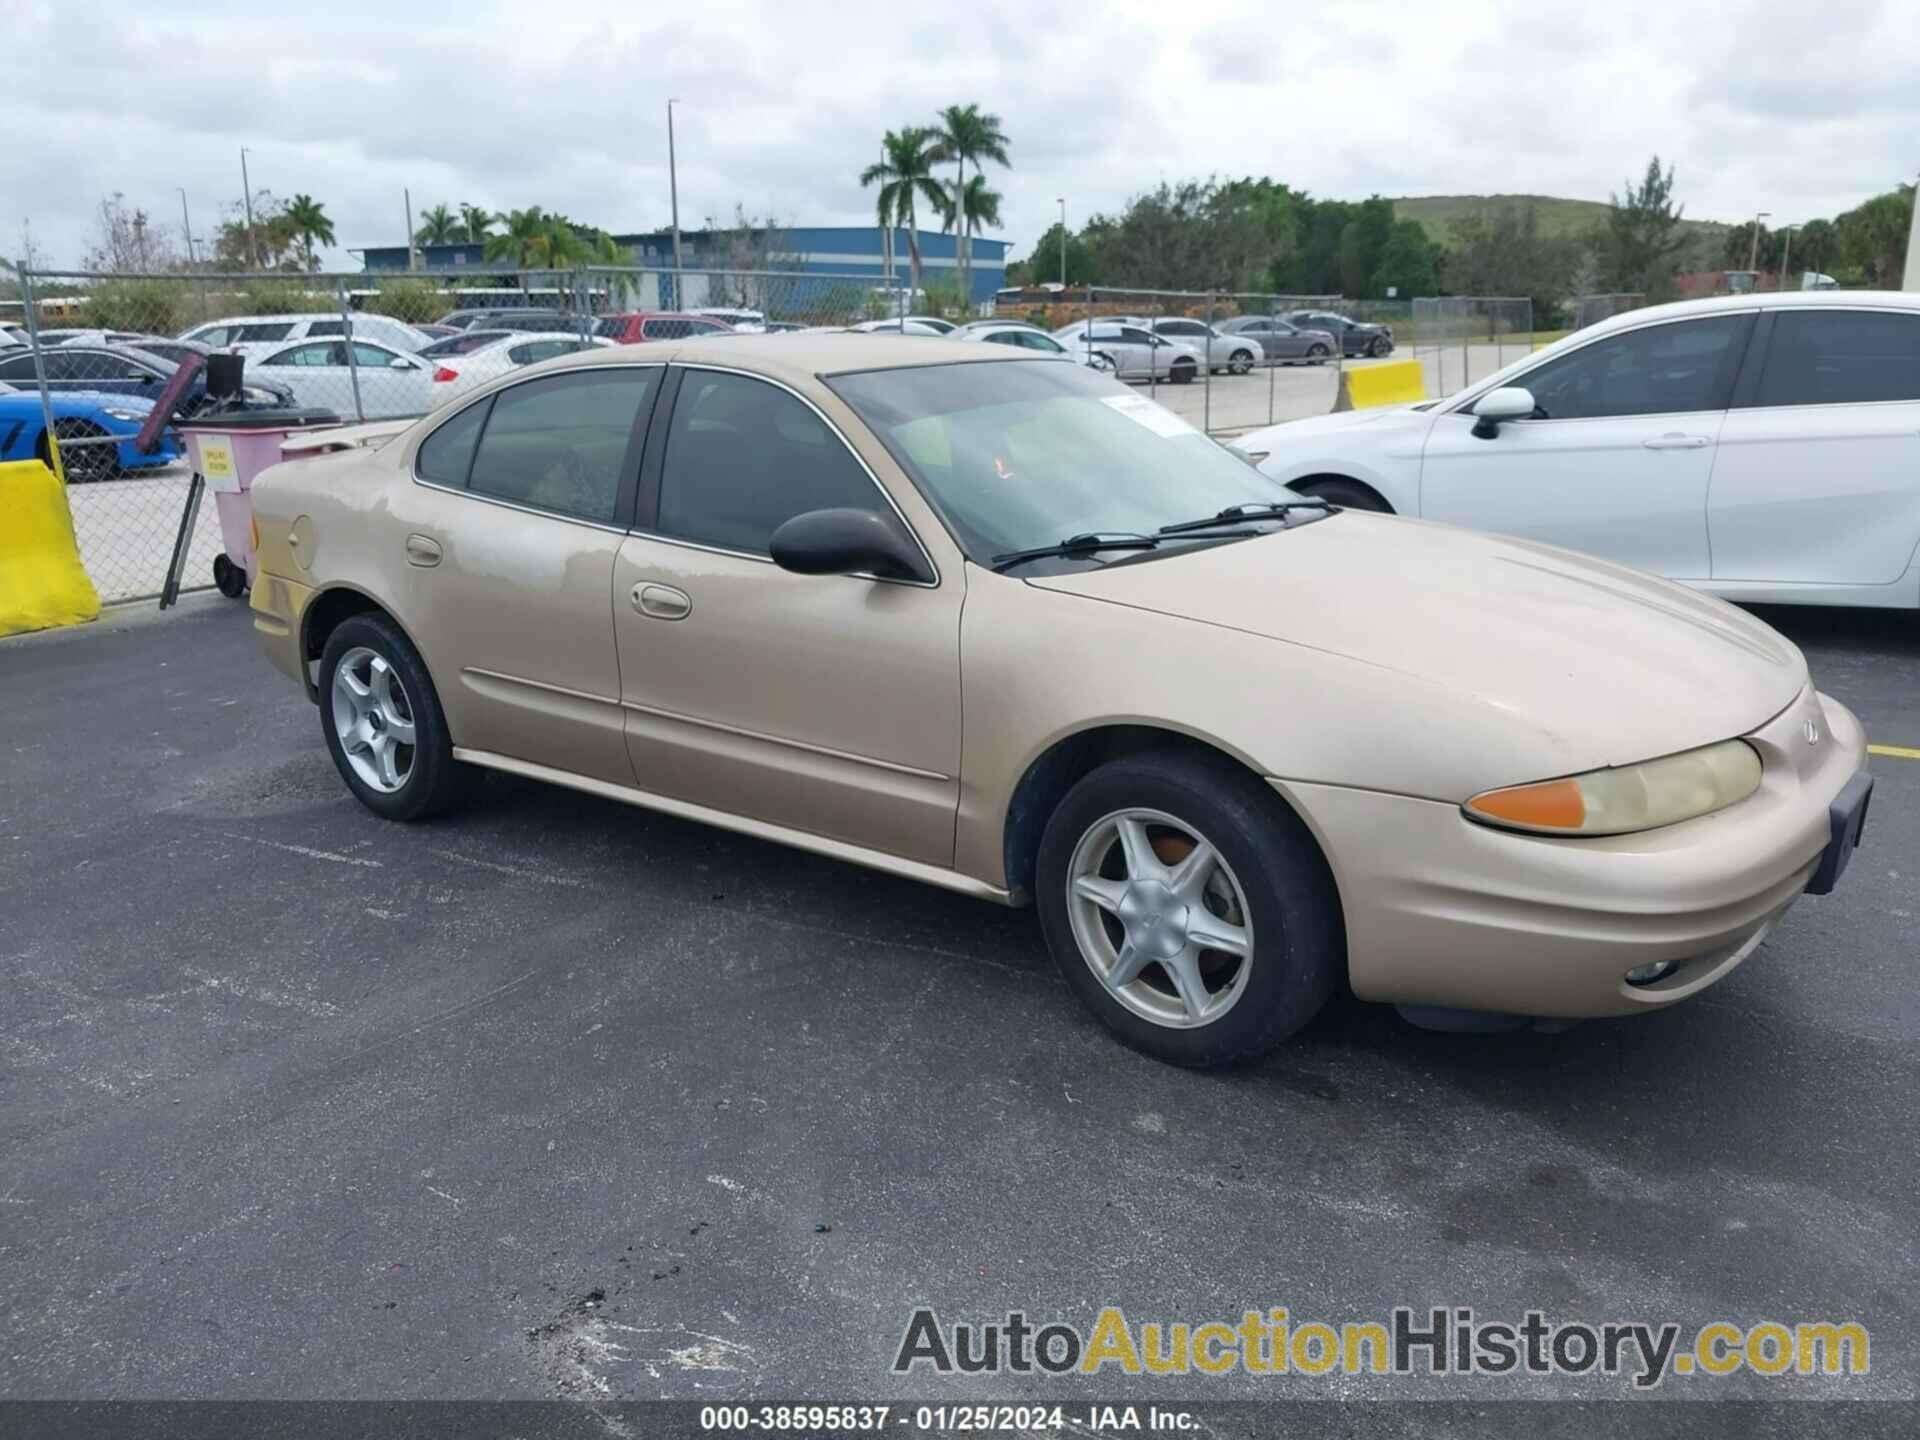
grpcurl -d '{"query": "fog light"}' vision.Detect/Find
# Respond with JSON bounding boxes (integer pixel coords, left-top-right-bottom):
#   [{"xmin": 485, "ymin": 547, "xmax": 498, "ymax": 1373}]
[{"xmin": 1625, "ymin": 959, "xmax": 1680, "ymax": 986}]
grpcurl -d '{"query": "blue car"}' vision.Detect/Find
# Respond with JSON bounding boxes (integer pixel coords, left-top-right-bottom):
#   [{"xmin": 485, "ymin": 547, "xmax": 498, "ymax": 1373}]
[
  {"xmin": 0, "ymin": 340, "xmax": 294, "ymax": 421},
  {"xmin": 0, "ymin": 385, "xmax": 182, "ymax": 482}
]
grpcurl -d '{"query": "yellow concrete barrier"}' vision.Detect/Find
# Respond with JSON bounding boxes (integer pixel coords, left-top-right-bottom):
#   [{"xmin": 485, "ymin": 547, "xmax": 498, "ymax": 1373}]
[
  {"xmin": 1, "ymin": 449, "xmax": 101, "ymax": 638},
  {"xmin": 1333, "ymin": 358, "xmax": 1426, "ymax": 412}
]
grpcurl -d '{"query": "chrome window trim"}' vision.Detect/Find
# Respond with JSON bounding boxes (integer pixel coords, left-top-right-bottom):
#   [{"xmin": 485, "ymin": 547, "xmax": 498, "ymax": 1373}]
[
  {"xmin": 638, "ymin": 361, "xmax": 942, "ymax": 590},
  {"xmin": 408, "ymin": 361, "xmax": 665, "ymax": 532}
]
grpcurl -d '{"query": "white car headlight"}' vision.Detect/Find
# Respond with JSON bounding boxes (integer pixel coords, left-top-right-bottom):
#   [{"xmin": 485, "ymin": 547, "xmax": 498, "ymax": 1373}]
[{"xmin": 1464, "ymin": 740, "xmax": 1762, "ymax": 837}]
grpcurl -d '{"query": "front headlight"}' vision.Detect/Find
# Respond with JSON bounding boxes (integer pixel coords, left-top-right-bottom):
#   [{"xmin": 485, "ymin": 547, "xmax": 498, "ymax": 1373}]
[{"xmin": 1464, "ymin": 740, "xmax": 1762, "ymax": 837}]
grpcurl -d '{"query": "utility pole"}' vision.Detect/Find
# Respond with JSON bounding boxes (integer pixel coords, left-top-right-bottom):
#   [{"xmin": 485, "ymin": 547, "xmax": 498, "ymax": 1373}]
[
  {"xmin": 1057, "ymin": 197, "xmax": 1066, "ymax": 287},
  {"xmin": 178, "ymin": 188, "xmax": 196, "ymax": 267},
  {"xmin": 667, "ymin": 99, "xmax": 684, "ymax": 303},
  {"xmin": 1778, "ymin": 224, "xmax": 1796, "ymax": 291},
  {"xmin": 240, "ymin": 147, "xmax": 259, "ymax": 269},
  {"xmin": 404, "ymin": 187, "xmax": 416, "ymax": 270},
  {"xmin": 1904, "ymin": 169, "xmax": 1920, "ymax": 291},
  {"xmin": 1747, "ymin": 209, "xmax": 1770, "ymax": 277}
]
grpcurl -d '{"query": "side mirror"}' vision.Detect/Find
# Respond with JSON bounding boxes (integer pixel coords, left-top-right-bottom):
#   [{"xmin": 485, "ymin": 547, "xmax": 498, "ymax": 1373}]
[
  {"xmin": 769, "ymin": 507, "xmax": 929, "ymax": 583},
  {"xmin": 1471, "ymin": 386, "xmax": 1536, "ymax": 439}
]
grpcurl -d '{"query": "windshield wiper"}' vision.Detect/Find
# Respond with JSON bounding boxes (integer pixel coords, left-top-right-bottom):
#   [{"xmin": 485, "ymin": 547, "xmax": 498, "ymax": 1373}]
[
  {"xmin": 1155, "ymin": 500, "xmax": 1335, "ymax": 536},
  {"xmin": 991, "ymin": 532, "xmax": 1160, "ymax": 572}
]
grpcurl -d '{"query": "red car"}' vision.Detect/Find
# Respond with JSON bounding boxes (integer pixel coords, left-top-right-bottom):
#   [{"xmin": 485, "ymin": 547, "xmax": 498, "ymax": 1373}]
[{"xmin": 596, "ymin": 312, "xmax": 738, "ymax": 345}]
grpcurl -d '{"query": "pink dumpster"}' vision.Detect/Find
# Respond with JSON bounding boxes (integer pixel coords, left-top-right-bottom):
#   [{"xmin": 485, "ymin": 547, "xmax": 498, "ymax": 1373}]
[{"xmin": 177, "ymin": 408, "xmax": 339, "ymax": 598}]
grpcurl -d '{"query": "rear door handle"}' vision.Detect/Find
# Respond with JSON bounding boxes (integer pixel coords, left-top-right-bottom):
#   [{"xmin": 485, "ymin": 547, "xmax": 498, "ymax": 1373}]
[
  {"xmin": 1642, "ymin": 434, "xmax": 1711, "ymax": 450},
  {"xmin": 405, "ymin": 533, "xmax": 442, "ymax": 566},
  {"xmin": 632, "ymin": 583, "xmax": 691, "ymax": 620}
]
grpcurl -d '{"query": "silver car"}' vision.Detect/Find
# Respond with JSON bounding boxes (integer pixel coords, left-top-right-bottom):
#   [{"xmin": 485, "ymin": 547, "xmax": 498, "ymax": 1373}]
[
  {"xmin": 953, "ymin": 323, "xmax": 1072, "ymax": 355},
  {"xmin": 1051, "ymin": 321, "xmax": 1202, "ymax": 383},
  {"xmin": 1216, "ymin": 315, "xmax": 1338, "ymax": 365},
  {"xmin": 1142, "ymin": 317, "xmax": 1263, "ymax": 375}
]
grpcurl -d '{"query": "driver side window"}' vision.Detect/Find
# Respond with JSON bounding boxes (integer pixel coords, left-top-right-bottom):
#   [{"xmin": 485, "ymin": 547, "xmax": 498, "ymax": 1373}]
[{"xmin": 1505, "ymin": 316, "xmax": 1751, "ymax": 420}]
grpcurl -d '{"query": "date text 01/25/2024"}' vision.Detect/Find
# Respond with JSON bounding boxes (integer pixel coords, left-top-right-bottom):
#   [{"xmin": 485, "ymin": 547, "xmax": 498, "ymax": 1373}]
[{"xmin": 698, "ymin": 1404, "xmax": 1198, "ymax": 1431}]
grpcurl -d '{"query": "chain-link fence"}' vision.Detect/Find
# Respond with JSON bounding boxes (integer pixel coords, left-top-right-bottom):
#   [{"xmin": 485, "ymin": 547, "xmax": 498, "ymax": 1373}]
[
  {"xmin": 1410, "ymin": 296, "xmax": 1535, "ymax": 397},
  {"xmin": 1569, "ymin": 292, "xmax": 1646, "ymax": 332}
]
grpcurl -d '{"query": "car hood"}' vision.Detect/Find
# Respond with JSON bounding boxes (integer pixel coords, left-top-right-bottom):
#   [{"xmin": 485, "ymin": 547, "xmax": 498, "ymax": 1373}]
[
  {"xmin": 1231, "ymin": 403, "xmax": 1433, "ymax": 453},
  {"xmin": 1025, "ymin": 513, "xmax": 1806, "ymax": 775}
]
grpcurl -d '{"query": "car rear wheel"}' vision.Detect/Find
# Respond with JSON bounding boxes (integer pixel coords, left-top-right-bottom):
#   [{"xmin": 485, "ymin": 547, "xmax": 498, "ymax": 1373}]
[
  {"xmin": 1228, "ymin": 349, "xmax": 1254, "ymax": 375},
  {"xmin": 1170, "ymin": 359, "xmax": 1197, "ymax": 385},
  {"xmin": 1306, "ymin": 343, "xmax": 1330, "ymax": 364},
  {"xmin": 319, "ymin": 613, "xmax": 468, "ymax": 821},
  {"xmin": 1036, "ymin": 750, "xmax": 1342, "ymax": 1067}
]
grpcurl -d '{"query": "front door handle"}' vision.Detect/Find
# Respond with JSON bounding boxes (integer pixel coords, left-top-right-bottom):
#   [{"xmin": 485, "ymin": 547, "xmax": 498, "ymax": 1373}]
[
  {"xmin": 632, "ymin": 582, "xmax": 691, "ymax": 620},
  {"xmin": 1642, "ymin": 434, "xmax": 1711, "ymax": 450},
  {"xmin": 405, "ymin": 533, "xmax": 442, "ymax": 566}
]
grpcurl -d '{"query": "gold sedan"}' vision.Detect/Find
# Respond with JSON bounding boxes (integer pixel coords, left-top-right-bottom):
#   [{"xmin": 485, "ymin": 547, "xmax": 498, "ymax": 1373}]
[{"xmin": 249, "ymin": 336, "xmax": 1873, "ymax": 1066}]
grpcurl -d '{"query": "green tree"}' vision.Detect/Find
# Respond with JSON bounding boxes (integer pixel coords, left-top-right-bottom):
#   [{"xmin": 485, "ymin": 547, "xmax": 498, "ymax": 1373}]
[
  {"xmin": 1723, "ymin": 220, "xmax": 1782, "ymax": 273},
  {"xmin": 1599, "ymin": 156, "xmax": 1686, "ymax": 299},
  {"xmin": 1834, "ymin": 185, "xmax": 1915, "ymax": 287},
  {"xmin": 1793, "ymin": 218, "xmax": 1837, "ymax": 278},
  {"xmin": 415, "ymin": 203, "xmax": 461, "ymax": 247},
  {"xmin": 929, "ymin": 104, "xmax": 1010, "ymax": 301},
  {"xmin": 1017, "ymin": 223, "xmax": 1096, "ymax": 286},
  {"xmin": 283, "ymin": 193, "xmax": 335, "ymax": 272},
  {"xmin": 940, "ymin": 173, "xmax": 1003, "ymax": 302},
  {"xmin": 1371, "ymin": 218, "xmax": 1438, "ymax": 298},
  {"xmin": 459, "ymin": 203, "xmax": 494, "ymax": 244},
  {"xmin": 861, "ymin": 127, "xmax": 948, "ymax": 296},
  {"xmin": 1444, "ymin": 201, "xmax": 1576, "ymax": 322},
  {"xmin": 1335, "ymin": 197, "xmax": 1395, "ymax": 297}
]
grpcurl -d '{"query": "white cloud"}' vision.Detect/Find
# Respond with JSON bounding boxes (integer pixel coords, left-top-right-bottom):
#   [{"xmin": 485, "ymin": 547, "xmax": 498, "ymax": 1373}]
[{"xmin": 3, "ymin": 0, "xmax": 1915, "ymax": 272}]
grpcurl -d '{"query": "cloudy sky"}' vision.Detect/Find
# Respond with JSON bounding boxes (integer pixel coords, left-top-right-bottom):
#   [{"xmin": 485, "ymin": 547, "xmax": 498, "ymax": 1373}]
[{"xmin": 6, "ymin": 0, "xmax": 1916, "ymax": 273}]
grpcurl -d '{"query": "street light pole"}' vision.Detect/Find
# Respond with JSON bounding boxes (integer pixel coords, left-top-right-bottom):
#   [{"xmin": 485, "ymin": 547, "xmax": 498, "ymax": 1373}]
[
  {"xmin": 1057, "ymin": 196, "xmax": 1066, "ymax": 288},
  {"xmin": 240, "ymin": 147, "xmax": 258, "ymax": 269},
  {"xmin": 667, "ymin": 99, "xmax": 684, "ymax": 296},
  {"xmin": 178, "ymin": 188, "xmax": 195, "ymax": 267},
  {"xmin": 1747, "ymin": 209, "xmax": 1771, "ymax": 276},
  {"xmin": 1778, "ymin": 224, "xmax": 1796, "ymax": 291}
]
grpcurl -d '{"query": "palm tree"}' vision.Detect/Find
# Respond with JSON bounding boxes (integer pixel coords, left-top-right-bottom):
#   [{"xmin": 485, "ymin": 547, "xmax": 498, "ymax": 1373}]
[
  {"xmin": 459, "ymin": 203, "xmax": 494, "ymax": 245},
  {"xmin": 283, "ymin": 193, "xmax": 335, "ymax": 272},
  {"xmin": 861, "ymin": 127, "xmax": 948, "ymax": 299},
  {"xmin": 929, "ymin": 105, "xmax": 1009, "ymax": 301},
  {"xmin": 415, "ymin": 203, "xmax": 460, "ymax": 247},
  {"xmin": 948, "ymin": 174, "xmax": 1003, "ymax": 290}
]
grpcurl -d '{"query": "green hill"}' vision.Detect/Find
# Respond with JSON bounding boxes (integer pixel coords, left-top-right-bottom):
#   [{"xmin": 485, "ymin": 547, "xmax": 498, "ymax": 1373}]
[{"xmin": 1393, "ymin": 194, "xmax": 1731, "ymax": 264}]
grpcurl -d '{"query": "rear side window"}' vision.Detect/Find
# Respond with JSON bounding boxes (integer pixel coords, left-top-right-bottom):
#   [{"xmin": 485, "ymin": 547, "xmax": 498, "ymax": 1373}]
[
  {"xmin": 416, "ymin": 399, "xmax": 490, "ymax": 487},
  {"xmin": 421, "ymin": 331, "xmax": 507, "ymax": 357},
  {"xmin": 190, "ymin": 326, "xmax": 231, "ymax": 346},
  {"xmin": 1753, "ymin": 310, "xmax": 1920, "ymax": 407},
  {"xmin": 644, "ymin": 319, "xmax": 692, "ymax": 341},
  {"xmin": 235, "ymin": 323, "xmax": 295, "ymax": 342},
  {"xmin": 465, "ymin": 369, "xmax": 653, "ymax": 522},
  {"xmin": 655, "ymin": 371, "xmax": 882, "ymax": 554},
  {"xmin": 307, "ymin": 320, "xmax": 346, "ymax": 337},
  {"xmin": 1506, "ymin": 316, "xmax": 1750, "ymax": 420}
]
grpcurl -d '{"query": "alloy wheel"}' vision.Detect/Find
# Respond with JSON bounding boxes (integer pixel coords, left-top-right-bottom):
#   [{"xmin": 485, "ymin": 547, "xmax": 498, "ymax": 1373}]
[
  {"xmin": 331, "ymin": 646, "xmax": 418, "ymax": 794},
  {"xmin": 1065, "ymin": 808, "xmax": 1255, "ymax": 1029}
]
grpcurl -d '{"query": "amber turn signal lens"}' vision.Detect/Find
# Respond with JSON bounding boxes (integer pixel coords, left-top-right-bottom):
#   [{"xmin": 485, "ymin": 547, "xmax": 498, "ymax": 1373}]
[{"xmin": 1466, "ymin": 777, "xmax": 1585, "ymax": 831}]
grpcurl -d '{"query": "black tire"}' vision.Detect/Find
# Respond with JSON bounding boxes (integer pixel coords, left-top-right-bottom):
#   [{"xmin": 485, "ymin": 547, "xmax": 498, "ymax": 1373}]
[
  {"xmin": 46, "ymin": 420, "xmax": 119, "ymax": 483},
  {"xmin": 1228, "ymin": 349, "xmax": 1254, "ymax": 375},
  {"xmin": 213, "ymin": 553, "xmax": 248, "ymax": 599},
  {"xmin": 1306, "ymin": 343, "xmax": 1330, "ymax": 364},
  {"xmin": 1369, "ymin": 335, "xmax": 1392, "ymax": 357},
  {"xmin": 1036, "ymin": 749, "xmax": 1342, "ymax": 1067},
  {"xmin": 1296, "ymin": 477, "xmax": 1392, "ymax": 513},
  {"xmin": 1170, "ymin": 360, "xmax": 1197, "ymax": 386},
  {"xmin": 318, "ymin": 612, "xmax": 469, "ymax": 822}
]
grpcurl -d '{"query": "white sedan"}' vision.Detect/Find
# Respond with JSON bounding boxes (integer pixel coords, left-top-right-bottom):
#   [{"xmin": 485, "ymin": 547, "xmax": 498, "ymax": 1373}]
[
  {"xmin": 1232, "ymin": 291, "xmax": 1920, "ymax": 609},
  {"xmin": 420, "ymin": 331, "xmax": 610, "ymax": 407},
  {"xmin": 235, "ymin": 338, "xmax": 435, "ymax": 420}
]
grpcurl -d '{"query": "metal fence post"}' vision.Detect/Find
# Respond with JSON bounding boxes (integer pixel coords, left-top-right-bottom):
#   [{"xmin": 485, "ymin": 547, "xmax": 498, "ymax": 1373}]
[
  {"xmin": 1203, "ymin": 291, "xmax": 1214, "ymax": 435},
  {"xmin": 337, "ymin": 280, "xmax": 365, "ymax": 423},
  {"xmin": 18, "ymin": 269, "xmax": 60, "ymax": 482},
  {"xmin": 1266, "ymin": 294, "xmax": 1278, "ymax": 427}
]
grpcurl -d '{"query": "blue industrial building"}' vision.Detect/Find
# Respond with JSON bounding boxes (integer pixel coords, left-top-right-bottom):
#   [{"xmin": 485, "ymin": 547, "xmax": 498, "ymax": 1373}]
[{"xmin": 355, "ymin": 226, "xmax": 1010, "ymax": 308}]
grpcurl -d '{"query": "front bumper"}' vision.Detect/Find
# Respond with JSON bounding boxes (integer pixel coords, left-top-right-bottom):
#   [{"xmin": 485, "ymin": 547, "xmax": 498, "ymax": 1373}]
[{"xmin": 1273, "ymin": 688, "xmax": 1869, "ymax": 1018}]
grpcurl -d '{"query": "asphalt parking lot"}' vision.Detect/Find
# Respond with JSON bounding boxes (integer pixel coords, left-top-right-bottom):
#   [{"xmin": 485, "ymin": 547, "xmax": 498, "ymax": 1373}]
[{"xmin": 2, "ymin": 594, "xmax": 1916, "ymax": 1425}]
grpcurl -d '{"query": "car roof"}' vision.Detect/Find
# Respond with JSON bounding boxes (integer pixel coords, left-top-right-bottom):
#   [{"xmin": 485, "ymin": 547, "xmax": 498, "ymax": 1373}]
[
  {"xmin": 1567, "ymin": 287, "xmax": 1920, "ymax": 337},
  {"xmin": 519, "ymin": 332, "xmax": 1055, "ymax": 386}
]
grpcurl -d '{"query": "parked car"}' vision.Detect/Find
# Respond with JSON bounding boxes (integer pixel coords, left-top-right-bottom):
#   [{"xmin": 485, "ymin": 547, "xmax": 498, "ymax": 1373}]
[
  {"xmin": 249, "ymin": 334, "xmax": 1872, "ymax": 1067},
  {"xmin": 1216, "ymin": 315, "xmax": 1337, "ymax": 365},
  {"xmin": 690, "ymin": 307, "xmax": 767, "ymax": 333},
  {"xmin": 955, "ymin": 318, "xmax": 1045, "ymax": 337},
  {"xmin": 426, "ymin": 332, "xmax": 609, "ymax": 405},
  {"xmin": 596, "ymin": 312, "xmax": 737, "ymax": 345},
  {"xmin": 1234, "ymin": 292, "xmax": 1920, "ymax": 609},
  {"xmin": 0, "ymin": 382, "xmax": 182, "ymax": 482},
  {"xmin": 0, "ymin": 342, "xmax": 295, "ymax": 416},
  {"xmin": 1284, "ymin": 310, "xmax": 1394, "ymax": 358},
  {"xmin": 1140, "ymin": 318, "xmax": 1261, "ymax": 375},
  {"xmin": 235, "ymin": 338, "xmax": 433, "ymax": 420},
  {"xmin": 29, "ymin": 327, "xmax": 151, "ymax": 347},
  {"xmin": 1052, "ymin": 321, "xmax": 1202, "ymax": 382},
  {"xmin": 180, "ymin": 312, "xmax": 435, "ymax": 354},
  {"xmin": 953, "ymin": 322, "xmax": 1072, "ymax": 355},
  {"xmin": 849, "ymin": 319, "xmax": 949, "ymax": 337},
  {"xmin": 415, "ymin": 323, "xmax": 460, "ymax": 340}
]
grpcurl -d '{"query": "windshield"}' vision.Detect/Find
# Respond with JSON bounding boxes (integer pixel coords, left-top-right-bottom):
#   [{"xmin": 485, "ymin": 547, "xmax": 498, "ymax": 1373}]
[{"xmin": 828, "ymin": 360, "xmax": 1300, "ymax": 565}]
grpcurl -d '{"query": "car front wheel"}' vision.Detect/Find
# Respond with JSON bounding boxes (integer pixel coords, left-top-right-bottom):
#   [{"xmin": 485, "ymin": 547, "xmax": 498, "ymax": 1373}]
[
  {"xmin": 1036, "ymin": 751, "xmax": 1342, "ymax": 1067},
  {"xmin": 319, "ymin": 613, "xmax": 468, "ymax": 821},
  {"xmin": 1369, "ymin": 335, "xmax": 1392, "ymax": 357},
  {"xmin": 1306, "ymin": 343, "xmax": 1330, "ymax": 364},
  {"xmin": 1228, "ymin": 349, "xmax": 1254, "ymax": 375},
  {"xmin": 1170, "ymin": 359, "xmax": 1197, "ymax": 385}
]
